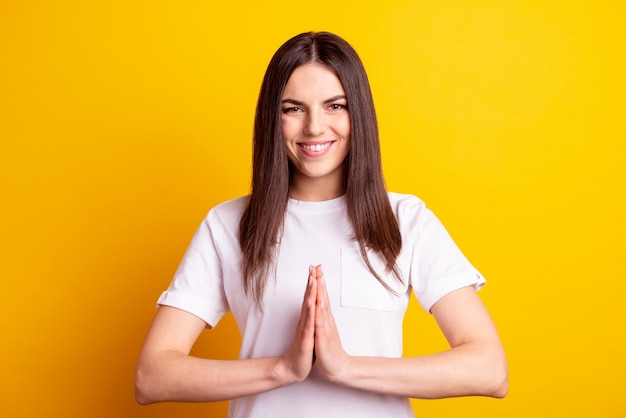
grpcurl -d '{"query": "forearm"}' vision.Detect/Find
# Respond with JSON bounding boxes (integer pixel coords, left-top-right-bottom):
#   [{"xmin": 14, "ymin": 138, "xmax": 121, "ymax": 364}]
[
  {"xmin": 334, "ymin": 342, "xmax": 508, "ymax": 399},
  {"xmin": 135, "ymin": 350, "xmax": 294, "ymax": 404},
  {"xmin": 136, "ymin": 275, "xmax": 317, "ymax": 405}
]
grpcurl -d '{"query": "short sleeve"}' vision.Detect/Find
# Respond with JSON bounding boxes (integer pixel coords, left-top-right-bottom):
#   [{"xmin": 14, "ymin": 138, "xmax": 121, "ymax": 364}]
[
  {"xmin": 157, "ymin": 209, "xmax": 230, "ymax": 327},
  {"xmin": 399, "ymin": 197, "xmax": 485, "ymax": 313}
]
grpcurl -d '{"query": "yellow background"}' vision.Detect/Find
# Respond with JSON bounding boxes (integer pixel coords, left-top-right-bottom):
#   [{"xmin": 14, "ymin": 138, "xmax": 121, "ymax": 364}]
[{"xmin": 1, "ymin": 1, "xmax": 624, "ymax": 417}]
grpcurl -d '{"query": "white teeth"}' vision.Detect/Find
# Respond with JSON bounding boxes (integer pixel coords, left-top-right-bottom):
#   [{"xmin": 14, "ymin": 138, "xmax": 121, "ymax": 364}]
[{"xmin": 301, "ymin": 142, "xmax": 330, "ymax": 152}]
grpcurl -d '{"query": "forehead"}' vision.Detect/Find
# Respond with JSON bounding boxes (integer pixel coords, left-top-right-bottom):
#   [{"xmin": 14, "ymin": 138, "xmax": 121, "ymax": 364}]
[{"xmin": 282, "ymin": 63, "xmax": 345, "ymax": 98}]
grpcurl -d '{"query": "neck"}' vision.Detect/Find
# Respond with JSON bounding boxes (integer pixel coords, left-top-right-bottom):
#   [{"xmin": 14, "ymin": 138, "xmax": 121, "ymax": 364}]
[{"xmin": 289, "ymin": 173, "xmax": 345, "ymax": 202}]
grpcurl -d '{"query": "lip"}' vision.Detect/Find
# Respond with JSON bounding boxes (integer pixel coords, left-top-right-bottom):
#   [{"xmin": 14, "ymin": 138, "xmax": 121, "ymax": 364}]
[{"xmin": 297, "ymin": 140, "xmax": 335, "ymax": 157}]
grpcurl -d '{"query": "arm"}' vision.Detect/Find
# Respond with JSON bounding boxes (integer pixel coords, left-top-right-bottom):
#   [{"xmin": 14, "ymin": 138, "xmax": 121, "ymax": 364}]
[
  {"xmin": 135, "ymin": 269, "xmax": 319, "ymax": 404},
  {"xmin": 313, "ymin": 269, "xmax": 508, "ymax": 399}
]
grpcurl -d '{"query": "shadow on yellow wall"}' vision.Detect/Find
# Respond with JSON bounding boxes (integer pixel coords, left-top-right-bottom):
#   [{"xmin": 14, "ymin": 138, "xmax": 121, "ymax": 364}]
[{"xmin": 1, "ymin": 1, "xmax": 624, "ymax": 417}]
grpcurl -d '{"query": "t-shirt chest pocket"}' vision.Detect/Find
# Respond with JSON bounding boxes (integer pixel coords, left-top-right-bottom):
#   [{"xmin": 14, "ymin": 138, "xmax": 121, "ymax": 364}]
[{"xmin": 340, "ymin": 248, "xmax": 405, "ymax": 311}]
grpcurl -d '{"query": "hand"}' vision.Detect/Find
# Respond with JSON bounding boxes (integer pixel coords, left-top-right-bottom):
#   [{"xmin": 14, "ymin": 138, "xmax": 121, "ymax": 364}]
[
  {"xmin": 313, "ymin": 265, "xmax": 351, "ymax": 383},
  {"xmin": 278, "ymin": 265, "xmax": 317, "ymax": 383}
]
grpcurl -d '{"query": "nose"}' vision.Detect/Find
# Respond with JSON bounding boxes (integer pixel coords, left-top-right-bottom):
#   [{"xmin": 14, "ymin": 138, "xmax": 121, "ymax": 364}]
[{"xmin": 303, "ymin": 109, "xmax": 326, "ymax": 136}]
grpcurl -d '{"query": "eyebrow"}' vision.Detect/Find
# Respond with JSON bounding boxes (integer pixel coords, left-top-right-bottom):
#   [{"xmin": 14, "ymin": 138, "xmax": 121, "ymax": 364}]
[{"xmin": 281, "ymin": 95, "xmax": 347, "ymax": 106}]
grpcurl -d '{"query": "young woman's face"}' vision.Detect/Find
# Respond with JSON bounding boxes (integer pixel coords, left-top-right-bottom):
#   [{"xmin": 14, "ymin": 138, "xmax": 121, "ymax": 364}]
[{"xmin": 281, "ymin": 63, "xmax": 351, "ymax": 195}]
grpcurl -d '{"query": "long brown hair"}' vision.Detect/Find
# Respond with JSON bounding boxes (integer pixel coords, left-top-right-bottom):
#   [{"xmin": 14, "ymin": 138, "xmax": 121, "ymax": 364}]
[{"xmin": 239, "ymin": 32, "xmax": 402, "ymax": 308}]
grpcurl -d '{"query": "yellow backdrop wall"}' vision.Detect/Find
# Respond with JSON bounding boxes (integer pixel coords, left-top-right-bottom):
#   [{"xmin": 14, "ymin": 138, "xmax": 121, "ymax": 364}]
[{"xmin": 1, "ymin": 1, "xmax": 624, "ymax": 417}]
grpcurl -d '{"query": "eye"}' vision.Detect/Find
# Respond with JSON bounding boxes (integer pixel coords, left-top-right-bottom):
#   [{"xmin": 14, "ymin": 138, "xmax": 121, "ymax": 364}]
[
  {"xmin": 282, "ymin": 106, "xmax": 303, "ymax": 114},
  {"xmin": 327, "ymin": 103, "xmax": 348, "ymax": 111}
]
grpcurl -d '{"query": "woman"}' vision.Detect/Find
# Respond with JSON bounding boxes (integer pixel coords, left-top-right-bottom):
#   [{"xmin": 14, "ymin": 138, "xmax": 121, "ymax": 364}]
[{"xmin": 135, "ymin": 31, "xmax": 507, "ymax": 417}]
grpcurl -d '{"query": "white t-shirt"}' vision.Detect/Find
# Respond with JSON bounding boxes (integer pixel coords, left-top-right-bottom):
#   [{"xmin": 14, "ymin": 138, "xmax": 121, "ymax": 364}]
[{"xmin": 158, "ymin": 192, "xmax": 485, "ymax": 418}]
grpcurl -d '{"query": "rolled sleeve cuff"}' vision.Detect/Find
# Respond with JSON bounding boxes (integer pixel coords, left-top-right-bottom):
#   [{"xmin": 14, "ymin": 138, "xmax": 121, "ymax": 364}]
[
  {"xmin": 416, "ymin": 271, "xmax": 486, "ymax": 313},
  {"xmin": 157, "ymin": 291, "xmax": 227, "ymax": 328}
]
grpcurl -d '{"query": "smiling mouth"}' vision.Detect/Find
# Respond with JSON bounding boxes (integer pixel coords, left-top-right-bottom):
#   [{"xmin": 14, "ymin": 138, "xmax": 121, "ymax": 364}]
[{"xmin": 299, "ymin": 141, "xmax": 333, "ymax": 152}]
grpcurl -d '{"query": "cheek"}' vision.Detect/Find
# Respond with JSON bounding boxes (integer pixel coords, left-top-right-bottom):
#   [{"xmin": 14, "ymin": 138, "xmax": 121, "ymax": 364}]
[
  {"xmin": 281, "ymin": 118, "xmax": 298, "ymax": 139},
  {"xmin": 336, "ymin": 113, "xmax": 350, "ymax": 134},
  {"xmin": 281, "ymin": 121, "xmax": 298, "ymax": 158}
]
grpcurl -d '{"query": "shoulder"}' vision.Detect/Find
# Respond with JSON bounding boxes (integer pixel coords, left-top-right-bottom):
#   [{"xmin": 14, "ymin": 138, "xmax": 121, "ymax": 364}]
[
  {"xmin": 211, "ymin": 195, "xmax": 249, "ymax": 216},
  {"xmin": 203, "ymin": 195, "xmax": 250, "ymax": 232},
  {"xmin": 386, "ymin": 191, "xmax": 440, "ymax": 231},
  {"xmin": 387, "ymin": 191, "xmax": 427, "ymax": 216}
]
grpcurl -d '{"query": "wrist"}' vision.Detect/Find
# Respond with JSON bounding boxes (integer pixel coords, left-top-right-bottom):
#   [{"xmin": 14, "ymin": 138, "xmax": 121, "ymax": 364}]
[
  {"xmin": 325, "ymin": 354, "xmax": 354, "ymax": 386},
  {"xmin": 271, "ymin": 356, "xmax": 304, "ymax": 387}
]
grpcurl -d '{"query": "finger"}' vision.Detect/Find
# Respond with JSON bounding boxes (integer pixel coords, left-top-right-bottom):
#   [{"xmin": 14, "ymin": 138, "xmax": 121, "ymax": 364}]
[
  {"xmin": 303, "ymin": 266, "xmax": 317, "ymax": 310},
  {"xmin": 315, "ymin": 265, "xmax": 330, "ymax": 318},
  {"xmin": 296, "ymin": 266, "xmax": 317, "ymax": 338},
  {"xmin": 314, "ymin": 266, "xmax": 333, "ymax": 335},
  {"xmin": 317, "ymin": 265, "xmax": 330, "ymax": 308},
  {"xmin": 304, "ymin": 265, "xmax": 317, "ymax": 321}
]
